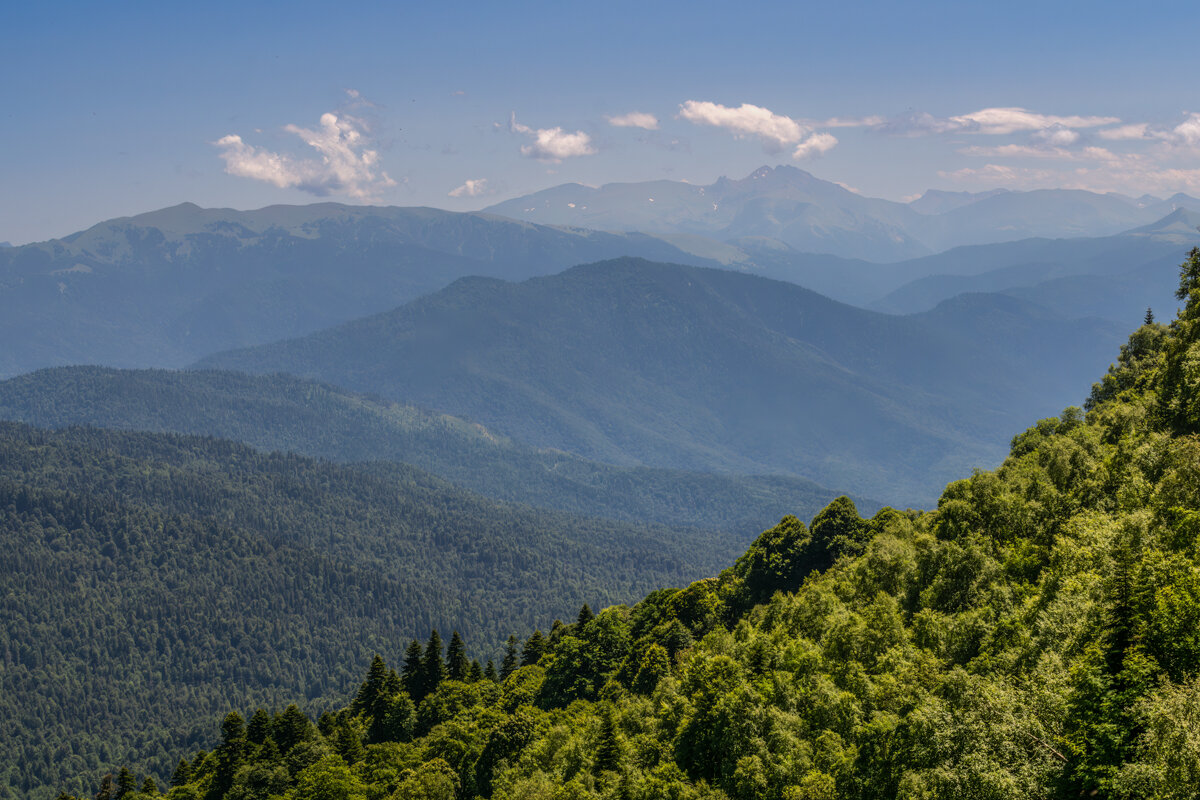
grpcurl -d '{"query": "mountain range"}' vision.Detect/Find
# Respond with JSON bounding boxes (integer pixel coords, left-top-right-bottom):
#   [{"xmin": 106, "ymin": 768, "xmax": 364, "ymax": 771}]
[
  {"xmin": 485, "ymin": 164, "xmax": 1200, "ymax": 261},
  {"xmin": 196, "ymin": 258, "xmax": 1125, "ymax": 506},
  {"xmin": 2, "ymin": 171, "xmax": 1195, "ymax": 381}
]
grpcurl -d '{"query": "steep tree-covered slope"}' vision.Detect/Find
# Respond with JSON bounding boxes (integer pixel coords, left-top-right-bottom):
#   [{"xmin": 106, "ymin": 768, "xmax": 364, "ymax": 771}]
[
  {"xmin": 0, "ymin": 367, "xmax": 861, "ymax": 535},
  {"xmin": 0, "ymin": 423, "xmax": 739, "ymax": 800},
  {"xmin": 87, "ymin": 248, "xmax": 1200, "ymax": 800},
  {"xmin": 198, "ymin": 258, "xmax": 1124, "ymax": 506}
]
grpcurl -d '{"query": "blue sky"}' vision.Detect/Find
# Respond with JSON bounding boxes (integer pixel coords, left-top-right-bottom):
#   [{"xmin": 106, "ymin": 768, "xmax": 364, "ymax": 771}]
[{"xmin": 4, "ymin": 0, "xmax": 1200, "ymax": 244}]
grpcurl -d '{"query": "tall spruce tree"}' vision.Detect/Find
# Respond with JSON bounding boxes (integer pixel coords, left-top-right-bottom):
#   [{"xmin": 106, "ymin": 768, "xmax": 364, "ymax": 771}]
[
  {"xmin": 402, "ymin": 640, "xmax": 424, "ymax": 698},
  {"xmin": 353, "ymin": 654, "xmax": 389, "ymax": 713},
  {"xmin": 577, "ymin": 603, "xmax": 595, "ymax": 628},
  {"xmin": 446, "ymin": 631, "xmax": 469, "ymax": 682},
  {"xmin": 521, "ymin": 629, "xmax": 547, "ymax": 666},
  {"xmin": 501, "ymin": 635, "xmax": 519, "ymax": 679},
  {"xmin": 421, "ymin": 629, "xmax": 447, "ymax": 697}
]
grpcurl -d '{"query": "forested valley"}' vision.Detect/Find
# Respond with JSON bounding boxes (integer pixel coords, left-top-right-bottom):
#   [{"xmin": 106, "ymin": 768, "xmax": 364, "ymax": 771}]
[
  {"xmin": 0, "ymin": 425, "xmax": 737, "ymax": 799},
  {"xmin": 45, "ymin": 250, "xmax": 1200, "ymax": 799}
]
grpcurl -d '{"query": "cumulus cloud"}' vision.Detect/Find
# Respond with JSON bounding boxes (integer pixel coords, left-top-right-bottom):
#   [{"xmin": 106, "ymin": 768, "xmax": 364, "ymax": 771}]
[
  {"xmin": 678, "ymin": 100, "xmax": 837, "ymax": 159},
  {"xmin": 509, "ymin": 114, "xmax": 596, "ymax": 161},
  {"xmin": 214, "ymin": 100, "xmax": 396, "ymax": 200},
  {"xmin": 793, "ymin": 132, "xmax": 838, "ymax": 159},
  {"xmin": 678, "ymin": 100, "xmax": 805, "ymax": 151},
  {"xmin": 606, "ymin": 111, "xmax": 659, "ymax": 130},
  {"xmin": 448, "ymin": 178, "xmax": 490, "ymax": 198},
  {"xmin": 878, "ymin": 107, "xmax": 1120, "ymax": 137},
  {"xmin": 1030, "ymin": 126, "xmax": 1081, "ymax": 147}
]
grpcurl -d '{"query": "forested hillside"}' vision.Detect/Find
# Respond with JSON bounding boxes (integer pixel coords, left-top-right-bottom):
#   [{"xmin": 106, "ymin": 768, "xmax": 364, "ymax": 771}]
[
  {"xmin": 80, "ymin": 248, "xmax": 1200, "ymax": 799},
  {"xmin": 0, "ymin": 424, "xmax": 739, "ymax": 800},
  {"xmin": 0, "ymin": 367, "xmax": 859, "ymax": 534}
]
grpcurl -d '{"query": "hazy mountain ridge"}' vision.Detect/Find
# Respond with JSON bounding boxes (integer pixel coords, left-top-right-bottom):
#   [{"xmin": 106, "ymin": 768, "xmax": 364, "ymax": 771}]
[
  {"xmin": 196, "ymin": 258, "xmax": 1125, "ymax": 505},
  {"xmin": 0, "ymin": 366, "xmax": 866, "ymax": 534},
  {"xmin": 0, "ymin": 204, "xmax": 722, "ymax": 378},
  {"xmin": 870, "ymin": 211, "xmax": 1200, "ymax": 319},
  {"xmin": 484, "ymin": 165, "xmax": 1200, "ymax": 261}
]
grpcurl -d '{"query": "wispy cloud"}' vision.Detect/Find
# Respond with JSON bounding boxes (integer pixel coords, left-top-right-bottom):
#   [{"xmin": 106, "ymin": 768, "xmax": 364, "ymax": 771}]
[
  {"xmin": 878, "ymin": 107, "xmax": 1120, "ymax": 137},
  {"xmin": 509, "ymin": 114, "xmax": 596, "ymax": 161},
  {"xmin": 606, "ymin": 111, "xmax": 659, "ymax": 130},
  {"xmin": 214, "ymin": 93, "xmax": 395, "ymax": 200},
  {"xmin": 448, "ymin": 178, "xmax": 490, "ymax": 198},
  {"xmin": 1097, "ymin": 113, "xmax": 1200, "ymax": 149},
  {"xmin": 958, "ymin": 143, "xmax": 1126, "ymax": 163},
  {"xmin": 1097, "ymin": 123, "xmax": 1150, "ymax": 141},
  {"xmin": 939, "ymin": 164, "xmax": 1056, "ymax": 185},
  {"xmin": 821, "ymin": 115, "xmax": 886, "ymax": 128},
  {"xmin": 678, "ymin": 100, "xmax": 837, "ymax": 159}
]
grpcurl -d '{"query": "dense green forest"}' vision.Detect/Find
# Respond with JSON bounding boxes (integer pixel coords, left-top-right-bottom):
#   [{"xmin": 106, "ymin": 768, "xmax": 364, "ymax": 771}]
[
  {"xmin": 66, "ymin": 249, "xmax": 1200, "ymax": 799},
  {"xmin": 0, "ymin": 367, "xmax": 859, "ymax": 534},
  {"xmin": 0, "ymin": 424, "xmax": 739, "ymax": 800}
]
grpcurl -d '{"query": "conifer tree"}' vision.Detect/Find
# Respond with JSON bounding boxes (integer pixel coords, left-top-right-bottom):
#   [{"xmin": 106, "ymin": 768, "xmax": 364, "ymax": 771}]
[
  {"xmin": 446, "ymin": 631, "xmax": 469, "ymax": 682},
  {"xmin": 93, "ymin": 774, "xmax": 113, "ymax": 800},
  {"xmin": 501, "ymin": 635, "xmax": 519, "ymax": 679},
  {"xmin": 577, "ymin": 603, "xmax": 595, "ymax": 628},
  {"xmin": 421, "ymin": 629, "xmax": 447, "ymax": 696},
  {"xmin": 485, "ymin": 659, "xmax": 499, "ymax": 682},
  {"xmin": 353, "ymin": 654, "xmax": 389, "ymax": 713},
  {"xmin": 140, "ymin": 778, "xmax": 157, "ymax": 795},
  {"xmin": 595, "ymin": 705, "xmax": 621, "ymax": 773},
  {"xmin": 246, "ymin": 708, "xmax": 272, "ymax": 746},
  {"xmin": 521, "ymin": 629, "xmax": 547, "ymax": 666},
  {"xmin": 468, "ymin": 659, "xmax": 484, "ymax": 682},
  {"xmin": 1145, "ymin": 306, "xmax": 1155, "ymax": 325},
  {"xmin": 332, "ymin": 720, "xmax": 365, "ymax": 765},
  {"xmin": 273, "ymin": 704, "xmax": 310, "ymax": 753},
  {"xmin": 402, "ymin": 639, "xmax": 424, "ymax": 698},
  {"xmin": 169, "ymin": 759, "xmax": 191, "ymax": 788},
  {"xmin": 115, "ymin": 769, "xmax": 136, "ymax": 800}
]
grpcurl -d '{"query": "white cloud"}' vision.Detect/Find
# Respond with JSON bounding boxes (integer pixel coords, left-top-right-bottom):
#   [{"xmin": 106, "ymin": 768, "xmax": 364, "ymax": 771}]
[
  {"xmin": 678, "ymin": 100, "xmax": 806, "ymax": 151},
  {"xmin": 678, "ymin": 100, "xmax": 838, "ymax": 159},
  {"xmin": 950, "ymin": 107, "xmax": 1120, "ymax": 135},
  {"xmin": 1094, "ymin": 114, "xmax": 1200, "ymax": 150},
  {"xmin": 958, "ymin": 143, "xmax": 1125, "ymax": 163},
  {"xmin": 939, "ymin": 164, "xmax": 1056, "ymax": 185},
  {"xmin": 1097, "ymin": 123, "xmax": 1150, "ymax": 141},
  {"xmin": 1030, "ymin": 126, "xmax": 1081, "ymax": 147},
  {"xmin": 792, "ymin": 132, "xmax": 838, "ymax": 159},
  {"xmin": 878, "ymin": 107, "xmax": 1120, "ymax": 137},
  {"xmin": 214, "ymin": 104, "xmax": 396, "ymax": 200},
  {"xmin": 448, "ymin": 178, "xmax": 489, "ymax": 198},
  {"xmin": 607, "ymin": 111, "xmax": 659, "ymax": 130},
  {"xmin": 821, "ymin": 115, "xmax": 886, "ymax": 128},
  {"xmin": 509, "ymin": 114, "xmax": 596, "ymax": 161},
  {"xmin": 1166, "ymin": 113, "xmax": 1200, "ymax": 147}
]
